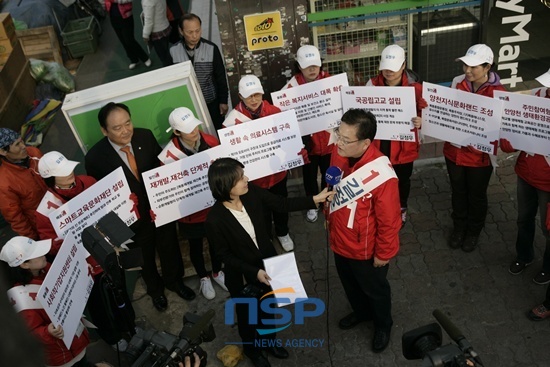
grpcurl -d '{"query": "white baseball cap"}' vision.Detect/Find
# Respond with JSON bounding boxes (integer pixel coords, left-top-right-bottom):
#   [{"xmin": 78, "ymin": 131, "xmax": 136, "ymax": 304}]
[
  {"xmin": 456, "ymin": 44, "xmax": 494, "ymax": 66},
  {"xmin": 379, "ymin": 45, "xmax": 406, "ymax": 72},
  {"xmin": 297, "ymin": 45, "xmax": 322, "ymax": 69},
  {"xmin": 238, "ymin": 75, "xmax": 264, "ymax": 98},
  {"xmin": 0, "ymin": 236, "xmax": 51, "ymax": 267},
  {"xmin": 167, "ymin": 107, "xmax": 202, "ymax": 134},
  {"xmin": 38, "ymin": 151, "xmax": 79, "ymax": 178},
  {"xmin": 535, "ymin": 68, "xmax": 550, "ymax": 88}
]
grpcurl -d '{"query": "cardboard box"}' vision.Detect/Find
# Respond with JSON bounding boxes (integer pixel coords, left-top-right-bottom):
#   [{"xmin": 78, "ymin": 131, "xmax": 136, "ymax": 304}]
[
  {"xmin": 0, "ymin": 40, "xmax": 28, "ymax": 103},
  {"xmin": 0, "ymin": 13, "xmax": 16, "ymax": 40},
  {"xmin": 0, "ymin": 60, "xmax": 36, "ymax": 131},
  {"xmin": 0, "ymin": 32, "xmax": 17, "ymax": 56}
]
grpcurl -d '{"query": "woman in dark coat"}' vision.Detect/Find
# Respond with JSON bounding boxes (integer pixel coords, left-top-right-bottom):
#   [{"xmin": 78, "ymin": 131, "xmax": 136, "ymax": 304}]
[{"xmin": 205, "ymin": 158, "xmax": 332, "ymax": 367}]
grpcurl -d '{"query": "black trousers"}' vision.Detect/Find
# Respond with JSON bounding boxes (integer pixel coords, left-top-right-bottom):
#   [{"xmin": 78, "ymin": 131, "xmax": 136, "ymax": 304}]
[
  {"xmin": 151, "ymin": 36, "xmax": 173, "ymax": 66},
  {"xmin": 263, "ymin": 175, "xmax": 289, "ymax": 237},
  {"xmin": 445, "ymin": 158, "xmax": 493, "ymax": 236},
  {"xmin": 234, "ymin": 290, "xmax": 277, "ymax": 358},
  {"xmin": 129, "ymin": 220, "xmax": 184, "ymax": 297},
  {"xmin": 334, "ymin": 252, "xmax": 393, "ymax": 331},
  {"xmin": 109, "ymin": 7, "xmax": 148, "ymax": 63},
  {"xmin": 393, "ymin": 161, "xmax": 414, "ymax": 209},
  {"xmin": 302, "ymin": 154, "xmax": 331, "ymax": 197},
  {"xmin": 207, "ymin": 99, "xmax": 225, "ymax": 131}
]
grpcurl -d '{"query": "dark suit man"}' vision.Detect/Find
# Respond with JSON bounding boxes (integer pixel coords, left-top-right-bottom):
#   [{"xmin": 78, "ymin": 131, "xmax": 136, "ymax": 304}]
[{"xmin": 85, "ymin": 102, "xmax": 195, "ymax": 311}]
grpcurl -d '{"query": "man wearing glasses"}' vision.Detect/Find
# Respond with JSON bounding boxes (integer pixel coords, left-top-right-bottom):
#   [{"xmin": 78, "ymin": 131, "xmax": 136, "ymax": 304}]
[{"xmin": 327, "ymin": 109, "xmax": 401, "ymax": 353}]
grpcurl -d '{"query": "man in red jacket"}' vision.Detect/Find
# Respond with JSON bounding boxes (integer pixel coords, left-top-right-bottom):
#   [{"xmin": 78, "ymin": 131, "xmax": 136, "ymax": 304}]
[
  {"xmin": 327, "ymin": 109, "xmax": 401, "ymax": 353},
  {"xmin": 0, "ymin": 128, "xmax": 47, "ymax": 239}
]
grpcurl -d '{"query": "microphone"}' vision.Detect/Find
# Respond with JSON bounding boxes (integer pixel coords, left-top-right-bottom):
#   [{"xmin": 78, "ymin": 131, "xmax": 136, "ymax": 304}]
[
  {"xmin": 433, "ymin": 309, "xmax": 484, "ymax": 366},
  {"xmin": 325, "ymin": 166, "xmax": 343, "ymax": 191}
]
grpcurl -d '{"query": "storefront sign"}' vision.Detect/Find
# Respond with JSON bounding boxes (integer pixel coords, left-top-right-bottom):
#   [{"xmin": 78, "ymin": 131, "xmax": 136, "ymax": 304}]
[
  {"xmin": 244, "ymin": 11, "xmax": 284, "ymax": 51},
  {"xmin": 341, "ymin": 86, "xmax": 417, "ymax": 142},
  {"xmin": 421, "ymin": 82, "xmax": 503, "ymax": 155},
  {"xmin": 494, "ymin": 90, "xmax": 550, "ymax": 156}
]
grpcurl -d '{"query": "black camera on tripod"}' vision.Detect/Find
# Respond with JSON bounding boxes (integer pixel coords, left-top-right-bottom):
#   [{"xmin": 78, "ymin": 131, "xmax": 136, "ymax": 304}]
[
  {"xmin": 402, "ymin": 309, "xmax": 484, "ymax": 367},
  {"xmin": 126, "ymin": 309, "xmax": 216, "ymax": 367}
]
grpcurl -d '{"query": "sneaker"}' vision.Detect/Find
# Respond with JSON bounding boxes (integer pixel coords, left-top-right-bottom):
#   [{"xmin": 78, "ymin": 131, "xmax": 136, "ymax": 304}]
[
  {"xmin": 528, "ymin": 304, "xmax": 550, "ymax": 321},
  {"xmin": 111, "ymin": 338, "xmax": 128, "ymax": 352},
  {"xmin": 212, "ymin": 270, "xmax": 228, "ymax": 291},
  {"xmin": 533, "ymin": 271, "xmax": 550, "ymax": 285},
  {"xmin": 144, "ymin": 59, "xmax": 152, "ymax": 67},
  {"xmin": 199, "ymin": 277, "xmax": 216, "ymax": 300},
  {"xmin": 128, "ymin": 63, "xmax": 138, "ymax": 70},
  {"xmin": 278, "ymin": 234, "xmax": 294, "ymax": 252},
  {"xmin": 400, "ymin": 208, "xmax": 407, "ymax": 228},
  {"xmin": 461, "ymin": 235, "xmax": 479, "ymax": 253},
  {"xmin": 509, "ymin": 260, "xmax": 533, "ymax": 275},
  {"xmin": 306, "ymin": 208, "xmax": 319, "ymax": 223}
]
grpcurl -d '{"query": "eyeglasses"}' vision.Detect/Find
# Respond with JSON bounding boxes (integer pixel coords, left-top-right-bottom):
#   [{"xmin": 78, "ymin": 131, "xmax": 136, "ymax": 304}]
[{"xmin": 333, "ymin": 127, "xmax": 362, "ymax": 146}]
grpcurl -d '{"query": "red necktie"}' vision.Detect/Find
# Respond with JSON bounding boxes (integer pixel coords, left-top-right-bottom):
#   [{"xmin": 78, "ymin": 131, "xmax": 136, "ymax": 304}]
[{"xmin": 120, "ymin": 146, "xmax": 140, "ymax": 181}]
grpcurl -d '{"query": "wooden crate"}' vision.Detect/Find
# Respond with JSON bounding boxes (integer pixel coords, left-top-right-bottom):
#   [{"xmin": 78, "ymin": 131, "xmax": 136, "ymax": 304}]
[{"xmin": 15, "ymin": 25, "xmax": 63, "ymax": 65}]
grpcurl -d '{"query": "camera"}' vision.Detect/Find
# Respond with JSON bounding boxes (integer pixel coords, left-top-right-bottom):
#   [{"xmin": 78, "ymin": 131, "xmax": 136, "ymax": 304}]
[
  {"xmin": 402, "ymin": 310, "xmax": 484, "ymax": 367},
  {"xmin": 126, "ymin": 310, "xmax": 216, "ymax": 367}
]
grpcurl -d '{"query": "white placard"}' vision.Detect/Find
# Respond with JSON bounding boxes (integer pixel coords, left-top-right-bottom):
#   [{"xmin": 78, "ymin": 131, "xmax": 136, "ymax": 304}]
[
  {"xmin": 341, "ymin": 86, "xmax": 417, "ymax": 142},
  {"xmin": 263, "ymin": 252, "xmax": 308, "ymax": 307},
  {"xmin": 270, "ymin": 73, "xmax": 349, "ymax": 136},
  {"xmin": 217, "ymin": 110, "xmax": 305, "ymax": 180},
  {"xmin": 38, "ymin": 237, "xmax": 94, "ymax": 348},
  {"xmin": 421, "ymin": 82, "xmax": 503, "ymax": 155},
  {"xmin": 143, "ymin": 145, "xmax": 225, "ymax": 227},
  {"xmin": 494, "ymin": 90, "xmax": 550, "ymax": 156},
  {"xmin": 48, "ymin": 167, "xmax": 138, "ymax": 243}
]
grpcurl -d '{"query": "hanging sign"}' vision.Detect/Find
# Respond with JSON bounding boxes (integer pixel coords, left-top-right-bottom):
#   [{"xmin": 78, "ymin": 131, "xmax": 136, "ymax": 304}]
[{"xmin": 243, "ymin": 11, "xmax": 284, "ymax": 51}]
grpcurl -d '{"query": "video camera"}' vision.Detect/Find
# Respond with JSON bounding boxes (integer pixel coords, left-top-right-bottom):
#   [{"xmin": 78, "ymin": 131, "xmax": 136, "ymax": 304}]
[
  {"xmin": 126, "ymin": 309, "xmax": 216, "ymax": 367},
  {"xmin": 402, "ymin": 309, "xmax": 484, "ymax": 367}
]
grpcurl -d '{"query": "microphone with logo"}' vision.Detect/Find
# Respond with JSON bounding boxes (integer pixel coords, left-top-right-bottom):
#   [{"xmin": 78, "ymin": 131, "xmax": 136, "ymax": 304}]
[
  {"xmin": 324, "ymin": 166, "xmax": 342, "ymax": 212},
  {"xmin": 325, "ymin": 166, "xmax": 343, "ymax": 192}
]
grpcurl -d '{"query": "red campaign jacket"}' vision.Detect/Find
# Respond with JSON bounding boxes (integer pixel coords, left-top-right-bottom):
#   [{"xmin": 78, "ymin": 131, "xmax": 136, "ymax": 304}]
[
  {"xmin": 170, "ymin": 133, "xmax": 220, "ymax": 224},
  {"xmin": 443, "ymin": 72, "xmax": 506, "ymax": 167},
  {"xmin": 223, "ymin": 100, "xmax": 287, "ymax": 189},
  {"xmin": 15, "ymin": 265, "xmax": 89, "ymax": 366},
  {"xmin": 0, "ymin": 147, "xmax": 47, "ymax": 239},
  {"xmin": 328, "ymin": 144, "xmax": 401, "ymax": 261},
  {"xmin": 34, "ymin": 175, "xmax": 103, "ymax": 273},
  {"xmin": 501, "ymin": 91, "xmax": 550, "ymax": 192},
  {"xmin": 368, "ymin": 71, "xmax": 422, "ymax": 164},
  {"xmin": 284, "ymin": 71, "xmax": 333, "ymax": 156}
]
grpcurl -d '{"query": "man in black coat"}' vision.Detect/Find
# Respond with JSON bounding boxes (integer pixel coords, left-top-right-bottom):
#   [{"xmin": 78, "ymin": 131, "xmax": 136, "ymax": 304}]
[{"xmin": 85, "ymin": 102, "xmax": 195, "ymax": 311}]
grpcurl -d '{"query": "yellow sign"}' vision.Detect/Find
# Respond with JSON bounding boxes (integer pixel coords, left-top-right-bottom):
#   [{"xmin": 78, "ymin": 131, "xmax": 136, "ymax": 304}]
[{"xmin": 243, "ymin": 11, "xmax": 284, "ymax": 51}]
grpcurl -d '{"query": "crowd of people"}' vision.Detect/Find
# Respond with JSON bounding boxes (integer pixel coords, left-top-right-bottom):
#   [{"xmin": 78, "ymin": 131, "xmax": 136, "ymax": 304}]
[{"xmin": 0, "ymin": 26, "xmax": 549, "ymax": 367}]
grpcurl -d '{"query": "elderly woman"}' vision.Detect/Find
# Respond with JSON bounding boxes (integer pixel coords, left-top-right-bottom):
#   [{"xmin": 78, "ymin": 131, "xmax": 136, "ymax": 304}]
[{"xmin": 205, "ymin": 158, "xmax": 333, "ymax": 367}]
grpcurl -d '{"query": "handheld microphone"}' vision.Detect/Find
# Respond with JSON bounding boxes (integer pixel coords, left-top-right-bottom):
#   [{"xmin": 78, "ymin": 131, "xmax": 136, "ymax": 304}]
[
  {"xmin": 433, "ymin": 309, "xmax": 484, "ymax": 366},
  {"xmin": 325, "ymin": 166, "xmax": 343, "ymax": 191}
]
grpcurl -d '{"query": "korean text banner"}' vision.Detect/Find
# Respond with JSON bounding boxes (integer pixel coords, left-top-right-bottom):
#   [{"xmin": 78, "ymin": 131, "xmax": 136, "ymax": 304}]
[
  {"xmin": 48, "ymin": 167, "xmax": 138, "ymax": 242},
  {"xmin": 38, "ymin": 237, "xmax": 93, "ymax": 349},
  {"xmin": 494, "ymin": 90, "xmax": 550, "ymax": 157},
  {"xmin": 421, "ymin": 82, "xmax": 503, "ymax": 155},
  {"xmin": 218, "ymin": 109, "xmax": 304, "ymax": 180},
  {"xmin": 271, "ymin": 73, "xmax": 349, "ymax": 136},
  {"xmin": 143, "ymin": 145, "xmax": 224, "ymax": 227},
  {"xmin": 341, "ymin": 86, "xmax": 417, "ymax": 142}
]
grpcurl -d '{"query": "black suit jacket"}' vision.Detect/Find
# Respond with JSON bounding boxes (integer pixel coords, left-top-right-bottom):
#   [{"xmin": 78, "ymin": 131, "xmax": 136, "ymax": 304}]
[
  {"xmin": 205, "ymin": 184, "xmax": 316, "ymax": 296},
  {"xmin": 84, "ymin": 128, "xmax": 162, "ymax": 223}
]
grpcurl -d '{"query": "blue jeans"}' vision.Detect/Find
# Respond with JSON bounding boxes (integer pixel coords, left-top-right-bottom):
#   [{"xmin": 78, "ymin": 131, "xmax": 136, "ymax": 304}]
[{"xmin": 515, "ymin": 176, "xmax": 550, "ymax": 272}]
